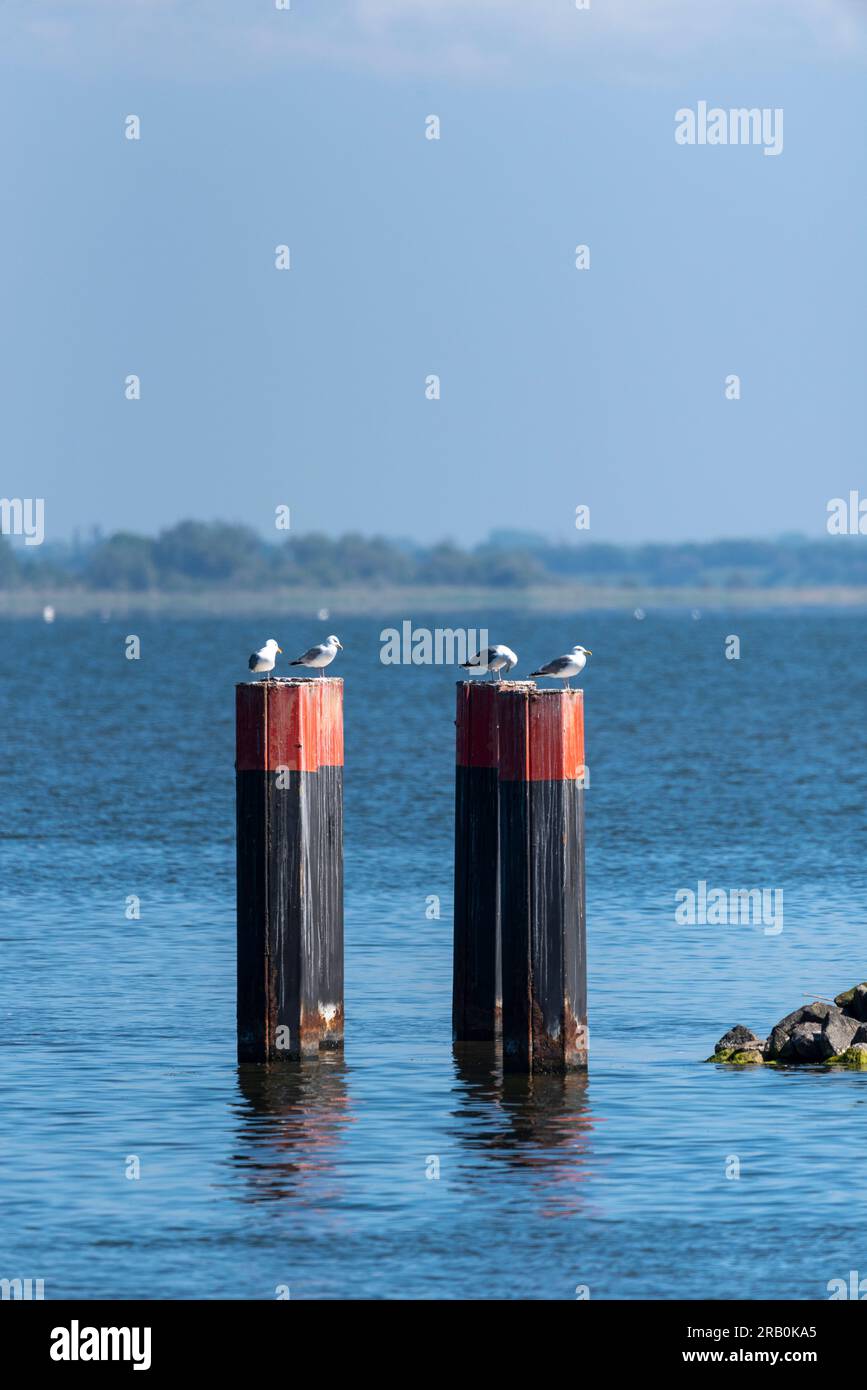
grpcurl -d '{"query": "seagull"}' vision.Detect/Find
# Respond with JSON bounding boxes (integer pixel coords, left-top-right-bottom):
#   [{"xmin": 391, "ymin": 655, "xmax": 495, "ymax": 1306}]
[
  {"xmin": 529, "ymin": 644, "xmax": 592, "ymax": 689},
  {"xmin": 248, "ymin": 638, "xmax": 282, "ymax": 679},
  {"xmin": 290, "ymin": 634, "xmax": 343, "ymax": 677},
  {"xmin": 460, "ymin": 644, "xmax": 518, "ymax": 682}
]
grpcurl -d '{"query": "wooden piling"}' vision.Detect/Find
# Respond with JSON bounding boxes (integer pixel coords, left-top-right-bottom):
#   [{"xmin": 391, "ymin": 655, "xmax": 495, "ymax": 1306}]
[
  {"xmin": 453, "ymin": 681, "xmax": 502, "ymax": 1041},
  {"xmin": 236, "ymin": 678, "xmax": 344, "ymax": 1062},
  {"xmin": 498, "ymin": 687, "xmax": 587, "ymax": 1073}
]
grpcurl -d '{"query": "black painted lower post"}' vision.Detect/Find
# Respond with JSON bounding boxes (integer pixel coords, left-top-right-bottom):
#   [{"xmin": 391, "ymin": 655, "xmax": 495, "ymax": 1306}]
[
  {"xmin": 453, "ymin": 682, "xmax": 502, "ymax": 1041},
  {"xmin": 498, "ymin": 687, "xmax": 587, "ymax": 1074},
  {"xmin": 236, "ymin": 679, "xmax": 344, "ymax": 1062}
]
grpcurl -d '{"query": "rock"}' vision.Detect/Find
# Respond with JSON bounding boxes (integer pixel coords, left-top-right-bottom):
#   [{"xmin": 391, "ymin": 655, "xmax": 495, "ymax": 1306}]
[
  {"xmin": 826, "ymin": 1043, "xmax": 867, "ymax": 1068},
  {"xmin": 712, "ymin": 993, "xmax": 867, "ymax": 1068},
  {"xmin": 705, "ymin": 1046, "xmax": 766, "ymax": 1064},
  {"xmin": 768, "ymin": 1002, "xmax": 834, "ymax": 1058},
  {"xmin": 767, "ymin": 1003, "xmax": 859, "ymax": 1062},
  {"xmin": 790, "ymin": 1022, "xmax": 824, "ymax": 1061},
  {"xmin": 834, "ymin": 983, "xmax": 867, "ymax": 1022},
  {"xmin": 816, "ymin": 1010, "xmax": 861, "ymax": 1058},
  {"xmin": 715, "ymin": 1025, "xmax": 764, "ymax": 1054}
]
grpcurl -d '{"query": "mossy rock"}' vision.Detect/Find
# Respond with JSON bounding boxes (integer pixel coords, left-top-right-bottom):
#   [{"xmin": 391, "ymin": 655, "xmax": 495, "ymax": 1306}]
[
  {"xmin": 834, "ymin": 983, "xmax": 867, "ymax": 1008},
  {"xmin": 824, "ymin": 1046, "xmax": 867, "ymax": 1068},
  {"xmin": 706, "ymin": 1048, "xmax": 765, "ymax": 1065}
]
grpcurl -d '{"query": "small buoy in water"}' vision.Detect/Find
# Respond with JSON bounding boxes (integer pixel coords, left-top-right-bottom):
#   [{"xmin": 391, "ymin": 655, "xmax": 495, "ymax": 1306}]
[
  {"xmin": 42, "ymin": 605, "xmax": 55, "ymax": 624},
  {"xmin": 633, "ymin": 607, "xmax": 646, "ymax": 621},
  {"xmin": 317, "ymin": 607, "xmax": 330, "ymax": 621}
]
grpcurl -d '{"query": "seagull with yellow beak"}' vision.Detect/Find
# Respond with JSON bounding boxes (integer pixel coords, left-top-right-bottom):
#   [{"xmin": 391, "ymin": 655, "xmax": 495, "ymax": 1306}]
[
  {"xmin": 530, "ymin": 644, "xmax": 592, "ymax": 688},
  {"xmin": 248, "ymin": 638, "xmax": 282, "ymax": 679}
]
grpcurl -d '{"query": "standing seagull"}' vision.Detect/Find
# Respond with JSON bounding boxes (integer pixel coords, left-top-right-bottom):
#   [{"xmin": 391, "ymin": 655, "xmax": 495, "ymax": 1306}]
[
  {"xmin": 460, "ymin": 644, "xmax": 518, "ymax": 682},
  {"xmin": 530, "ymin": 644, "xmax": 592, "ymax": 688},
  {"xmin": 289, "ymin": 634, "xmax": 343, "ymax": 677},
  {"xmin": 248, "ymin": 638, "xmax": 282, "ymax": 679}
]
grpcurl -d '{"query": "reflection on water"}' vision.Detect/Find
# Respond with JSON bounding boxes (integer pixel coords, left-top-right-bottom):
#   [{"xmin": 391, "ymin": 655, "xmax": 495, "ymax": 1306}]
[
  {"xmin": 451, "ymin": 1043, "xmax": 595, "ymax": 1216},
  {"xmin": 231, "ymin": 1056, "xmax": 354, "ymax": 1204},
  {"xmin": 228, "ymin": 1046, "xmax": 595, "ymax": 1223}
]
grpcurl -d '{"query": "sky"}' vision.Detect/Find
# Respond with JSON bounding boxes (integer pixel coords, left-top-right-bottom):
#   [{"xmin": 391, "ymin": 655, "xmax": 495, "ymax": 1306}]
[{"xmin": 1, "ymin": 0, "xmax": 865, "ymax": 546}]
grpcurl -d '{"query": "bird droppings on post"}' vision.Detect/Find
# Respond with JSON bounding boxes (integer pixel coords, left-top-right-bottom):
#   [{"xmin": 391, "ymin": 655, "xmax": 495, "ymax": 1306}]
[
  {"xmin": 249, "ymin": 675, "xmax": 342, "ymax": 683},
  {"xmin": 318, "ymin": 1001, "xmax": 343, "ymax": 1050}
]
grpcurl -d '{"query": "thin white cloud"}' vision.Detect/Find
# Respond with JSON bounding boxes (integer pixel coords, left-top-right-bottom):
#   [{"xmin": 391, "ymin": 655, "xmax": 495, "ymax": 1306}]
[{"xmin": 1, "ymin": 0, "xmax": 864, "ymax": 79}]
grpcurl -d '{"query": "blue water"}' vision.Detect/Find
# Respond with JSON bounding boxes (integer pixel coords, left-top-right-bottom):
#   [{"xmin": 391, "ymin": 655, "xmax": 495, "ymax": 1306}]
[{"xmin": 1, "ymin": 609, "xmax": 866, "ymax": 1299}]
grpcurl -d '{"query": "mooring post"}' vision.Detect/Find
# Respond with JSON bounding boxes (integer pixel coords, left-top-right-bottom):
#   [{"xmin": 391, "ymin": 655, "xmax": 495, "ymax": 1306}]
[
  {"xmin": 453, "ymin": 681, "xmax": 502, "ymax": 1041},
  {"xmin": 498, "ymin": 687, "xmax": 587, "ymax": 1073},
  {"xmin": 236, "ymin": 678, "xmax": 344, "ymax": 1062}
]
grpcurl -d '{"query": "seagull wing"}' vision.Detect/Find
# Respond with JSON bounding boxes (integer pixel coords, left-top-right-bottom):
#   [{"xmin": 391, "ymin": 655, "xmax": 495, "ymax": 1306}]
[
  {"xmin": 248, "ymin": 651, "xmax": 262, "ymax": 670},
  {"xmin": 291, "ymin": 644, "xmax": 325, "ymax": 664},
  {"xmin": 531, "ymin": 654, "xmax": 573, "ymax": 676},
  {"xmin": 460, "ymin": 648, "xmax": 493, "ymax": 668}
]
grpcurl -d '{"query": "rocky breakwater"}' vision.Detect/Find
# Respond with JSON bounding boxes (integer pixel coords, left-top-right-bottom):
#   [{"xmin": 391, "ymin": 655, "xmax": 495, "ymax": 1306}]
[{"xmin": 707, "ymin": 983, "xmax": 867, "ymax": 1067}]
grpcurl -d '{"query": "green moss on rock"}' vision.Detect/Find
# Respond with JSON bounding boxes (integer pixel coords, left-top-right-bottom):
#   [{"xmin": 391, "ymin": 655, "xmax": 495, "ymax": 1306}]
[
  {"xmin": 833, "ymin": 984, "xmax": 867, "ymax": 1009},
  {"xmin": 706, "ymin": 1048, "xmax": 766, "ymax": 1065},
  {"xmin": 824, "ymin": 1046, "xmax": 867, "ymax": 1068}
]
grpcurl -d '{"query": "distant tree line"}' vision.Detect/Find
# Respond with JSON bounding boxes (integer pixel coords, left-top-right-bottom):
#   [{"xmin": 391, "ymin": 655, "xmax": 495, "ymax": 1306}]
[{"xmin": 2, "ymin": 521, "xmax": 866, "ymax": 591}]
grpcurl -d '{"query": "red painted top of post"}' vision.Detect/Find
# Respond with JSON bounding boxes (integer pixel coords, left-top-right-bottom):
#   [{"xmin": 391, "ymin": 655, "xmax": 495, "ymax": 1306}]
[
  {"xmin": 236, "ymin": 680, "xmax": 344, "ymax": 772},
  {"xmin": 498, "ymin": 688, "xmax": 584, "ymax": 782},
  {"xmin": 455, "ymin": 681, "xmax": 500, "ymax": 769}
]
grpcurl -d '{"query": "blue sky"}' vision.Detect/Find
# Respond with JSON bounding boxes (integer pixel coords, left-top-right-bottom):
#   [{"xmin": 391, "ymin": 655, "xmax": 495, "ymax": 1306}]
[{"xmin": 1, "ymin": 0, "xmax": 865, "ymax": 545}]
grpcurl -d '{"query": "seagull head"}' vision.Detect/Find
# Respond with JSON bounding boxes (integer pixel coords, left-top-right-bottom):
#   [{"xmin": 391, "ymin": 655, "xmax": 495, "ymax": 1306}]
[
  {"xmin": 573, "ymin": 644, "xmax": 592, "ymax": 655},
  {"xmin": 266, "ymin": 638, "xmax": 282, "ymax": 653},
  {"xmin": 327, "ymin": 635, "xmax": 343, "ymax": 650}
]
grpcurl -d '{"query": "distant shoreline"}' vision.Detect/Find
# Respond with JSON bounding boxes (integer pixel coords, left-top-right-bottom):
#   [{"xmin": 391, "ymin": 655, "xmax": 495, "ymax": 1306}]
[{"xmin": 3, "ymin": 585, "xmax": 867, "ymax": 617}]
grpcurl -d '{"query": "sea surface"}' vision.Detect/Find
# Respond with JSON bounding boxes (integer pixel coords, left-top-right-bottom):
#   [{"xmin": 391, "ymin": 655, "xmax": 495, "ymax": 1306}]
[{"xmin": 1, "ymin": 609, "xmax": 866, "ymax": 1300}]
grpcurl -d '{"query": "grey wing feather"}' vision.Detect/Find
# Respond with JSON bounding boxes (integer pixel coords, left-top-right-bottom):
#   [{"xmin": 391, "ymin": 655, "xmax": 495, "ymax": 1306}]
[
  {"xmin": 533, "ymin": 656, "xmax": 570, "ymax": 676},
  {"xmin": 461, "ymin": 648, "xmax": 491, "ymax": 668},
  {"xmin": 292, "ymin": 645, "xmax": 322, "ymax": 664}
]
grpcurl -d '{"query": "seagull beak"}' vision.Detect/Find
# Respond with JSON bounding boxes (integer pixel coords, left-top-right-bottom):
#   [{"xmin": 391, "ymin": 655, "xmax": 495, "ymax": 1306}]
[
  {"xmin": 584, "ymin": 649, "xmax": 592, "ymax": 655},
  {"xmin": 337, "ymin": 641, "xmax": 343, "ymax": 650},
  {"xmin": 276, "ymin": 647, "xmax": 283, "ymax": 654}
]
